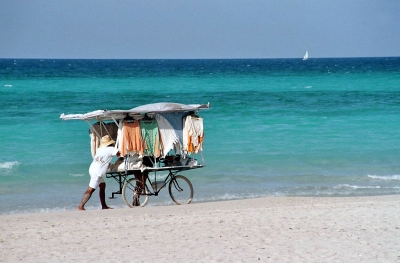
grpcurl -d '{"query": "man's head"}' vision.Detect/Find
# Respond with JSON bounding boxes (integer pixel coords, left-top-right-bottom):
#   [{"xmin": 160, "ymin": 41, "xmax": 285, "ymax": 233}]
[{"xmin": 99, "ymin": 135, "xmax": 115, "ymax": 148}]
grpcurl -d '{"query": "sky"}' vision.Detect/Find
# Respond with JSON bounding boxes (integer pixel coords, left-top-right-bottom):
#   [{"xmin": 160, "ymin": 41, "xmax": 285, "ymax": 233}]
[{"xmin": 1, "ymin": 0, "xmax": 399, "ymax": 59}]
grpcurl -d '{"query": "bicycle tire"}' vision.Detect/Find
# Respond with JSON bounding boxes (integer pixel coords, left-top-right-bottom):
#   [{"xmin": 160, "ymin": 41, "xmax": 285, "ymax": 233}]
[
  {"xmin": 122, "ymin": 178, "xmax": 150, "ymax": 207},
  {"xmin": 168, "ymin": 175, "xmax": 193, "ymax": 205}
]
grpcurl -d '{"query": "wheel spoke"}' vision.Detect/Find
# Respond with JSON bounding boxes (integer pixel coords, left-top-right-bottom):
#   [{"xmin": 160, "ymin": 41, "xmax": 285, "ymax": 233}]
[{"xmin": 122, "ymin": 178, "xmax": 150, "ymax": 207}]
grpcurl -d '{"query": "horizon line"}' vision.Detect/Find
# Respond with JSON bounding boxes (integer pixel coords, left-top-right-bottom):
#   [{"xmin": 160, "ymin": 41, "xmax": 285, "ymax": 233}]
[{"xmin": 1, "ymin": 56, "xmax": 399, "ymax": 60}]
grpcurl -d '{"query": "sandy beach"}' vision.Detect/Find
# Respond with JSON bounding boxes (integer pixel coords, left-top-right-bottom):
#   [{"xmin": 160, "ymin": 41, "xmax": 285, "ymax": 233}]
[{"xmin": 1, "ymin": 195, "xmax": 399, "ymax": 262}]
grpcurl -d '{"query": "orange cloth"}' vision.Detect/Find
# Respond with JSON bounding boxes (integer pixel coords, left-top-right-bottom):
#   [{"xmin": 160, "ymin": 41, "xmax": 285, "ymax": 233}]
[
  {"xmin": 121, "ymin": 120, "xmax": 144, "ymax": 156},
  {"xmin": 187, "ymin": 132, "xmax": 204, "ymax": 153}
]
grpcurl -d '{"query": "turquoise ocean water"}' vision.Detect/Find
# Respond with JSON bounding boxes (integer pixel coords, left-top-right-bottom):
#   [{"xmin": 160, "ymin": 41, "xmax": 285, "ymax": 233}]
[{"xmin": 1, "ymin": 58, "xmax": 400, "ymax": 215}]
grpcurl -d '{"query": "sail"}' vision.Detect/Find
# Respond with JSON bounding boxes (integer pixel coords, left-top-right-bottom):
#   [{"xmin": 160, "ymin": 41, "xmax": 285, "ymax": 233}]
[{"xmin": 303, "ymin": 51, "xmax": 308, "ymax": 60}]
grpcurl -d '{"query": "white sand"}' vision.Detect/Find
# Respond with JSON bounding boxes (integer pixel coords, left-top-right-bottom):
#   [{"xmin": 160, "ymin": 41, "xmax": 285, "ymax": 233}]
[{"xmin": 1, "ymin": 195, "xmax": 399, "ymax": 262}]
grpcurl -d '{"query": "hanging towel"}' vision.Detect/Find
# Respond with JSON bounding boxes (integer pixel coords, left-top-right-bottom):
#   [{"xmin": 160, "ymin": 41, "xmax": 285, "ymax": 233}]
[
  {"xmin": 183, "ymin": 115, "xmax": 204, "ymax": 154},
  {"xmin": 155, "ymin": 114, "xmax": 180, "ymax": 157},
  {"xmin": 140, "ymin": 119, "xmax": 162, "ymax": 157},
  {"xmin": 160, "ymin": 112, "xmax": 187, "ymax": 147},
  {"xmin": 121, "ymin": 120, "xmax": 144, "ymax": 156},
  {"xmin": 90, "ymin": 133, "xmax": 100, "ymax": 157}
]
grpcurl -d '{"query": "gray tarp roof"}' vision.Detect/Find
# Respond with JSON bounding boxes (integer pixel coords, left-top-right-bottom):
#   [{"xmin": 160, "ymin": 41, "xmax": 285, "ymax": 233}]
[{"xmin": 60, "ymin": 102, "xmax": 210, "ymax": 121}]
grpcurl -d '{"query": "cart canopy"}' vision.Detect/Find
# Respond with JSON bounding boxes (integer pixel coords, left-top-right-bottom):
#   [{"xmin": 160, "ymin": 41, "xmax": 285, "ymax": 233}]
[{"xmin": 60, "ymin": 102, "xmax": 210, "ymax": 121}]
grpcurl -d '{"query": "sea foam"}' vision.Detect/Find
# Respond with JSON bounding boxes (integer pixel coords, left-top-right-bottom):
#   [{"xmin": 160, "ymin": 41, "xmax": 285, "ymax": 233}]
[
  {"xmin": 368, "ymin": 175, "xmax": 400, "ymax": 181},
  {"xmin": 0, "ymin": 161, "xmax": 20, "ymax": 169}
]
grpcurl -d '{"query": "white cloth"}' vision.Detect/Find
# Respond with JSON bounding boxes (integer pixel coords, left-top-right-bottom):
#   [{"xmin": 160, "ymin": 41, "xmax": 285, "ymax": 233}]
[
  {"xmin": 89, "ymin": 146, "xmax": 118, "ymax": 188},
  {"xmin": 116, "ymin": 120, "xmax": 123, "ymax": 153},
  {"xmin": 155, "ymin": 114, "xmax": 180, "ymax": 157},
  {"xmin": 183, "ymin": 115, "xmax": 204, "ymax": 153},
  {"xmin": 189, "ymin": 117, "xmax": 203, "ymax": 147}
]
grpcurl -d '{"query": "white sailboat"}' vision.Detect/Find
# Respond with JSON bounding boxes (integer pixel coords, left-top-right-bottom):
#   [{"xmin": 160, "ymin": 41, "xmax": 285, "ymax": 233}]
[{"xmin": 303, "ymin": 51, "xmax": 308, "ymax": 60}]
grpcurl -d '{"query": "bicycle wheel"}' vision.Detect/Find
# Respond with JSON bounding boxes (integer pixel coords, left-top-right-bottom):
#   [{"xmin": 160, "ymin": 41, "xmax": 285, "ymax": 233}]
[
  {"xmin": 169, "ymin": 175, "xmax": 193, "ymax": 205},
  {"xmin": 122, "ymin": 178, "xmax": 150, "ymax": 208}
]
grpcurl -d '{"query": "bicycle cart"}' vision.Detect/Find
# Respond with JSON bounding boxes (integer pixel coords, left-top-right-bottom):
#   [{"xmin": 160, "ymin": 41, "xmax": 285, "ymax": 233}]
[
  {"xmin": 106, "ymin": 165, "xmax": 202, "ymax": 207},
  {"xmin": 60, "ymin": 102, "xmax": 210, "ymax": 207}
]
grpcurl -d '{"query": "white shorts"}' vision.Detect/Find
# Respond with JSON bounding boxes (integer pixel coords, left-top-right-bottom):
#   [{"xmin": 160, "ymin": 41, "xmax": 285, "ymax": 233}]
[{"xmin": 89, "ymin": 175, "xmax": 105, "ymax": 189}]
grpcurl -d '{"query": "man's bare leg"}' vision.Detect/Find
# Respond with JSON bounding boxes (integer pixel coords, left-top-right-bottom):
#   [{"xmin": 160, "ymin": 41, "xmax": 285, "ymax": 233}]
[
  {"xmin": 132, "ymin": 172, "xmax": 143, "ymax": 206},
  {"xmin": 142, "ymin": 171, "xmax": 148, "ymax": 192},
  {"xmin": 99, "ymin": 182, "xmax": 112, "ymax": 209},
  {"xmin": 78, "ymin": 187, "xmax": 95, "ymax": 210}
]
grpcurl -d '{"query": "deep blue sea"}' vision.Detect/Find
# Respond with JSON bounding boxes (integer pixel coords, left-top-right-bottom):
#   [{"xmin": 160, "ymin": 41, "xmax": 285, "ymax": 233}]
[{"xmin": 1, "ymin": 58, "xmax": 400, "ymax": 215}]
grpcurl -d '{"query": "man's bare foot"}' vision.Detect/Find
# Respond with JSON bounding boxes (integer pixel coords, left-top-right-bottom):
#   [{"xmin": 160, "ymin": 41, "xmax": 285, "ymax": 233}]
[
  {"xmin": 78, "ymin": 207, "xmax": 85, "ymax": 211},
  {"xmin": 102, "ymin": 206, "xmax": 113, "ymax": 210}
]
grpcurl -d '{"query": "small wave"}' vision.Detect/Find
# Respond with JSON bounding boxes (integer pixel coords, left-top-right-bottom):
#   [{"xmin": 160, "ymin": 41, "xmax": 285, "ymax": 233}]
[
  {"xmin": 4, "ymin": 84, "xmax": 13, "ymax": 87},
  {"xmin": 195, "ymin": 192, "xmax": 270, "ymax": 203},
  {"xmin": 368, "ymin": 175, "xmax": 400, "ymax": 181},
  {"xmin": 70, "ymin": 173, "xmax": 86, "ymax": 177},
  {"xmin": 304, "ymin": 86, "xmax": 313, "ymax": 89},
  {"xmin": 334, "ymin": 184, "xmax": 381, "ymax": 190},
  {"xmin": 4, "ymin": 206, "xmax": 73, "ymax": 216},
  {"xmin": 0, "ymin": 161, "xmax": 20, "ymax": 169}
]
